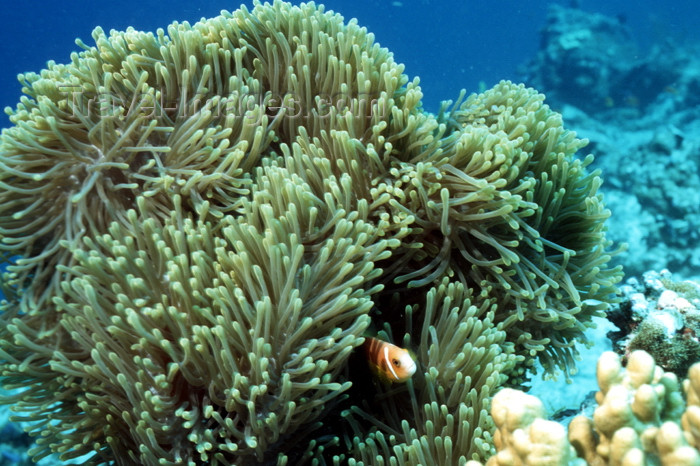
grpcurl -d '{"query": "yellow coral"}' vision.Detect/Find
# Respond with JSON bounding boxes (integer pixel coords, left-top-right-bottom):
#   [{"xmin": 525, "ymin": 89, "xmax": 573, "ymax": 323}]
[
  {"xmin": 486, "ymin": 388, "xmax": 584, "ymax": 466},
  {"xmin": 470, "ymin": 351, "xmax": 700, "ymax": 465},
  {"xmin": 580, "ymin": 350, "xmax": 690, "ymax": 463}
]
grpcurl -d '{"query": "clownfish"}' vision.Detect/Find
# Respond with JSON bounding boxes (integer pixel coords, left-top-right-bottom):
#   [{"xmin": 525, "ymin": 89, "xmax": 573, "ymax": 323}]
[{"xmin": 364, "ymin": 337, "xmax": 417, "ymax": 383}]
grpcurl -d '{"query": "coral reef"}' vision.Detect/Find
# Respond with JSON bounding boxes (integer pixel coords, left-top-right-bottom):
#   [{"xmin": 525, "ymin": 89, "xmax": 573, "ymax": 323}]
[
  {"xmin": 520, "ymin": 5, "xmax": 639, "ymax": 113},
  {"xmin": 474, "ymin": 350, "xmax": 700, "ymax": 465},
  {"xmin": 583, "ymin": 114, "xmax": 700, "ymax": 279},
  {"xmin": 521, "ymin": 4, "xmax": 700, "ymax": 114},
  {"xmin": 608, "ymin": 270, "xmax": 700, "ymax": 378},
  {"xmin": 486, "ymin": 388, "xmax": 585, "ymax": 465},
  {"xmin": 0, "ymin": 1, "xmax": 620, "ymax": 464},
  {"xmin": 521, "ymin": 5, "xmax": 700, "ymax": 279}
]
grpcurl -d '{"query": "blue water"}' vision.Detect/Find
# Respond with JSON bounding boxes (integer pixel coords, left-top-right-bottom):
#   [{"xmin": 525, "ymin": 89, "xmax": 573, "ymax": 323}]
[{"xmin": 1, "ymin": 0, "xmax": 697, "ymax": 129}]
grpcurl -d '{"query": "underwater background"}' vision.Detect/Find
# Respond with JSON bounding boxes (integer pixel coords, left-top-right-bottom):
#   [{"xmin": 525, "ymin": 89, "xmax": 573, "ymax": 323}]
[
  {"xmin": 1, "ymin": 0, "xmax": 700, "ymax": 464},
  {"xmin": 2, "ymin": 0, "xmax": 700, "ymax": 121}
]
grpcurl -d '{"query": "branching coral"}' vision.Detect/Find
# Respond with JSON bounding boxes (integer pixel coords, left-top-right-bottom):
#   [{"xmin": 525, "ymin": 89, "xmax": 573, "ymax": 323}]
[
  {"xmin": 474, "ymin": 351, "xmax": 700, "ymax": 466},
  {"xmin": 573, "ymin": 350, "xmax": 697, "ymax": 465},
  {"xmin": 487, "ymin": 388, "xmax": 585, "ymax": 465},
  {"xmin": 0, "ymin": 0, "xmax": 621, "ymax": 463}
]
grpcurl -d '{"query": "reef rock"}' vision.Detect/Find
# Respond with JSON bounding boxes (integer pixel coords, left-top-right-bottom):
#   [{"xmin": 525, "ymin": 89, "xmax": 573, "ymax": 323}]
[{"xmin": 608, "ymin": 270, "xmax": 700, "ymax": 378}]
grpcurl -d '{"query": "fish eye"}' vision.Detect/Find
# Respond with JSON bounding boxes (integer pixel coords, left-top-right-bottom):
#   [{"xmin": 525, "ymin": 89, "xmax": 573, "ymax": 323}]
[{"xmin": 392, "ymin": 358, "xmax": 401, "ymax": 367}]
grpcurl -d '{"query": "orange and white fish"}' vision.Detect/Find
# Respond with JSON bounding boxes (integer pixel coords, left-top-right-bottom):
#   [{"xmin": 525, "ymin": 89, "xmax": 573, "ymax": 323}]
[{"xmin": 364, "ymin": 337, "xmax": 417, "ymax": 383}]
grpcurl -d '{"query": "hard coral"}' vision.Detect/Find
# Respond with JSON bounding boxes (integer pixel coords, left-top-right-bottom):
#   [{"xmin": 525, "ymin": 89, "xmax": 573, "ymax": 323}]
[
  {"xmin": 609, "ymin": 270, "xmax": 700, "ymax": 378},
  {"xmin": 474, "ymin": 351, "xmax": 700, "ymax": 466},
  {"xmin": 487, "ymin": 388, "xmax": 585, "ymax": 466},
  {"xmin": 572, "ymin": 350, "xmax": 698, "ymax": 465}
]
